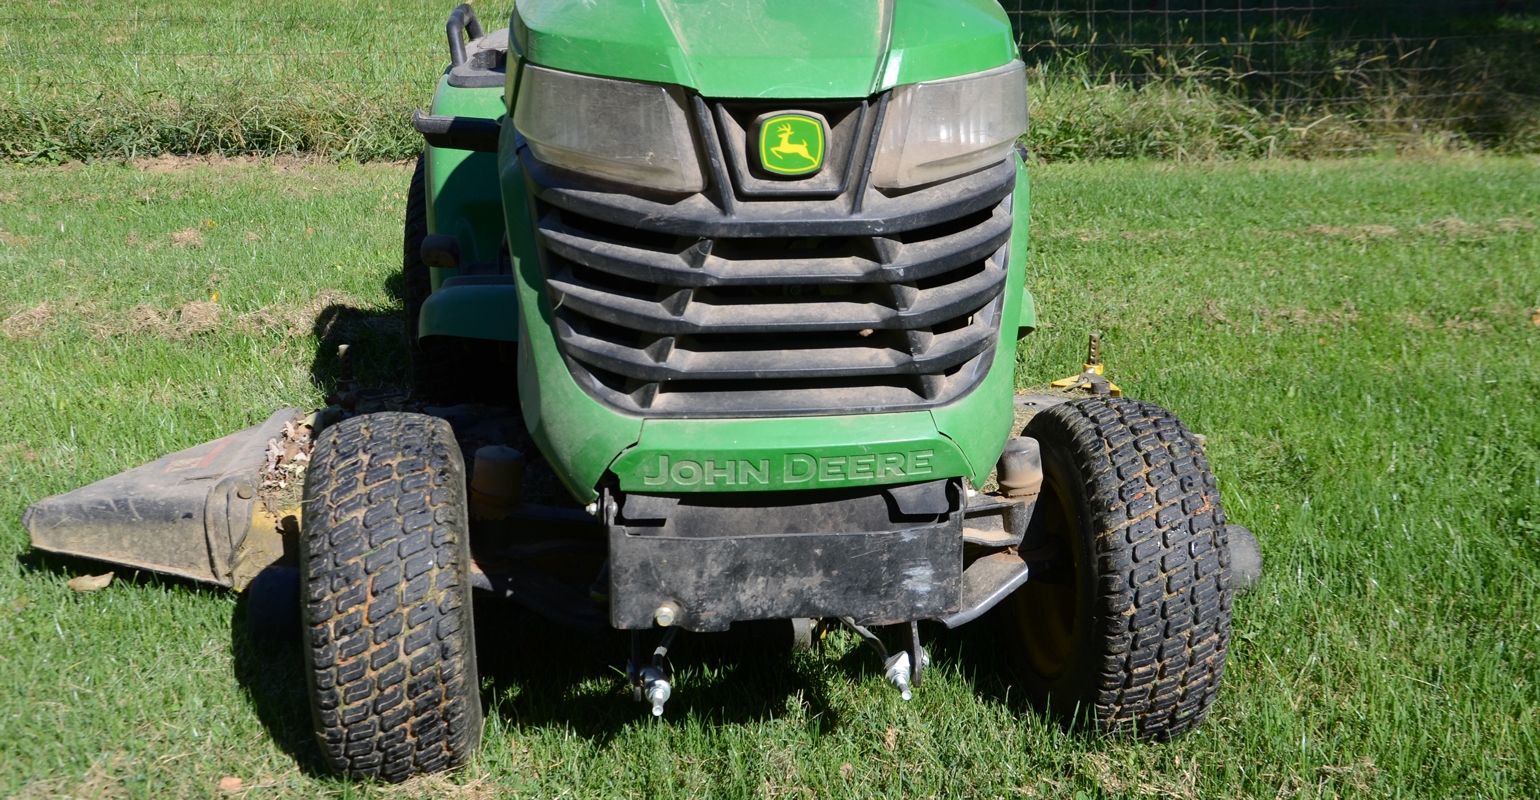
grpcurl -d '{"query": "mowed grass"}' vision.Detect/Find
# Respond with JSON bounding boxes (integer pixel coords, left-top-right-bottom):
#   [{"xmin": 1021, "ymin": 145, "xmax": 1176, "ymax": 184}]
[{"xmin": 1, "ymin": 156, "xmax": 1538, "ymax": 798}]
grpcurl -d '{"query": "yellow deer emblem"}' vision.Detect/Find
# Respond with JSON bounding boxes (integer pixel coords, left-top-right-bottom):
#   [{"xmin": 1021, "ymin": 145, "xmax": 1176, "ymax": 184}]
[{"xmin": 768, "ymin": 123, "xmax": 814, "ymax": 163}]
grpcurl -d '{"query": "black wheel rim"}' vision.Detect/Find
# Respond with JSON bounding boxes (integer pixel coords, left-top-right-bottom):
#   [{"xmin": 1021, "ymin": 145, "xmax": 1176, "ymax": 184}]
[{"xmin": 1008, "ymin": 451, "xmax": 1082, "ymax": 680}]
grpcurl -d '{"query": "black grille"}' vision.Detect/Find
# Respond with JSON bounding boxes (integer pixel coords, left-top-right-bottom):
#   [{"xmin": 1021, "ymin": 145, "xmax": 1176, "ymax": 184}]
[{"xmin": 521, "ymin": 94, "xmax": 1016, "ymax": 418}]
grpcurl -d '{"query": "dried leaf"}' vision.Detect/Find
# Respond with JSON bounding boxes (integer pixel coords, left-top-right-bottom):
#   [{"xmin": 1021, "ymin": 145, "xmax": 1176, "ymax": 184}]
[
  {"xmin": 219, "ymin": 775, "xmax": 243, "ymax": 792},
  {"xmin": 67, "ymin": 572, "xmax": 113, "ymax": 592}
]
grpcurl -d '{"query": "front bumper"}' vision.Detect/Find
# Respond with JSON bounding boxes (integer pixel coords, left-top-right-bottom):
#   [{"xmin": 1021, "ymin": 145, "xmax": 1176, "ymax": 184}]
[{"xmin": 605, "ymin": 479, "xmax": 965, "ymax": 631}]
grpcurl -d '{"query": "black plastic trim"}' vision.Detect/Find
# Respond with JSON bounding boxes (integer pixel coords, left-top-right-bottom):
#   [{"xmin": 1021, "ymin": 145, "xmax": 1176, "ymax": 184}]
[
  {"xmin": 554, "ymin": 289, "xmax": 1004, "ymax": 418},
  {"xmin": 546, "ymin": 258, "xmax": 1006, "ymax": 336},
  {"xmin": 522, "ymin": 147, "xmax": 1015, "ymax": 238},
  {"xmin": 414, "ymin": 110, "xmax": 501, "ymax": 152},
  {"xmin": 535, "ymin": 201, "xmax": 1012, "ymax": 287},
  {"xmin": 444, "ymin": 7, "xmax": 508, "ymax": 88},
  {"xmin": 446, "ymin": 3, "xmax": 483, "ymax": 66},
  {"xmin": 557, "ymin": 322, "xmax": 996, "ymax": 382}
]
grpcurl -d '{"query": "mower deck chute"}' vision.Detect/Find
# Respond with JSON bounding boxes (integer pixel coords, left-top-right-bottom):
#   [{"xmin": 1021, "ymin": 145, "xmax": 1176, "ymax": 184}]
[{"xmin": 24, "ymin": 408, "xmax": 303, "ymax": 588}]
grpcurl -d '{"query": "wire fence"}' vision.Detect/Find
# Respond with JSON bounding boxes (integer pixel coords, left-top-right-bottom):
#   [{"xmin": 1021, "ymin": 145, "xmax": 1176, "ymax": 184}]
[
  {"xmin": 1, "ymin": 2, "xmax": 1536, "ymax": 161},
  {"xmin": 1003, "ymin": 1, "xmax": 1540, "ymax": 150}
]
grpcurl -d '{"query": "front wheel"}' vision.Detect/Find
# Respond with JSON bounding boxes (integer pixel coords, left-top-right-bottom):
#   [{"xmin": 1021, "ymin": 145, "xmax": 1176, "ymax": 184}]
[
  {"xmin": 1000, "ymin": 397, "xmax": 1233, "ymax": 739},
  {"xmin": 299, "ymin": 412, "xmax": 482, "ymax": 781}
]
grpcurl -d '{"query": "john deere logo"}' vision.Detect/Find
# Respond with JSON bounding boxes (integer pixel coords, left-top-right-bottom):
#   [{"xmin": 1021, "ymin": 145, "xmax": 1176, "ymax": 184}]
[{"xmin": 758, "ymin": 113, "xmax": 825, "ymax": 176}]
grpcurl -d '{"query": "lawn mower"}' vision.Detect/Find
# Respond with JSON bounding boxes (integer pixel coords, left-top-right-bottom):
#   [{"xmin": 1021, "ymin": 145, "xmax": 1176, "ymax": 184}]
[{"xmin": 24, "ymin": 0, "xmax": 1262, "ymax": 782}]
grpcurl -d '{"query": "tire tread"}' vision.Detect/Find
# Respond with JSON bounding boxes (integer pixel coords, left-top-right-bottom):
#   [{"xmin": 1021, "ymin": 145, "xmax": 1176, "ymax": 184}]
[
  {"xmin": 1029, "ymin": 396, "xmax": 1232, "ymax": 739},
  {"xmin": 301, "ymin": 412, "xmax": 481, "ymax": 782}
]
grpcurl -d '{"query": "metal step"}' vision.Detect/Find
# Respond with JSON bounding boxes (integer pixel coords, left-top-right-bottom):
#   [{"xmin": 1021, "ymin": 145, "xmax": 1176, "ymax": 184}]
[
  {"xmin": 960, "ymin": 493, "xmax": 1032, "ymax": 547},
  {"xmin": 936, "ymin": 552, "xmax": 1032, "ymax": 629}
]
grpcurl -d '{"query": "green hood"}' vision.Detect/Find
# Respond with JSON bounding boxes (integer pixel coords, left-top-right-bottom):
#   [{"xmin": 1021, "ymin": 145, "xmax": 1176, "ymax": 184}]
[{"xmin": 511, "ymin": 0, "xmax": 1018, "ymax": 99}]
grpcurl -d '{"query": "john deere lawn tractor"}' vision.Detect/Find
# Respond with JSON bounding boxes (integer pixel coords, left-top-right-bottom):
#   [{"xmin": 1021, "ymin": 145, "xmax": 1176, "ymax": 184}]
[{"xmin": 24, "ymin": 0, "xmax": 1262, "ymax": 782}]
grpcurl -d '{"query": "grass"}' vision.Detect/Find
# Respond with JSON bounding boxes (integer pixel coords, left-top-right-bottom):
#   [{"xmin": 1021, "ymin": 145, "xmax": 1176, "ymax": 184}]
[
  {"xmin": 0, "ymin": 0, "xmax": 484, "ymax": 162},
  {"xmin": 3, "ymin": 2, "xmax": 1537, "ymax": 162},
  {"xmin": 2, "ymin": 155, "xmax": 1539, "ymax": 798}
]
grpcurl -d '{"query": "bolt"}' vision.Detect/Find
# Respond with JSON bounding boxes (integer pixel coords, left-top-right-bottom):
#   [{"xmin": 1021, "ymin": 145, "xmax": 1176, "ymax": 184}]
[
  {"xmin": 654, "ymin": 604, "xmax": 677, "ymax": 627},
  {"xmin": 584, "ymin": 501, "xmax": 599, "ymax": 516},
  {"xmin": 236, "ymin": 485, "xmax": 254, "ymax": 500},
  {"xmin": 646, "ymin": 677, "xmax": 671, "ymax": 716},
  {"xmin": 884, "ymin": 651, "xmax": 915, "ymax": 701},
  {"xmin": 640, "ymin": 664, "xmax": 671, "ymax": 716}
]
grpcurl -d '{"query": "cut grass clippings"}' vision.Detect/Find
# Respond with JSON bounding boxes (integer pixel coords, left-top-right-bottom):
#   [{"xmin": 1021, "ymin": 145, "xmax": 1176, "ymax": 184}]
[{"xmin": 1, "ymin": 156, "xmax": 1538, "ymax": 797}]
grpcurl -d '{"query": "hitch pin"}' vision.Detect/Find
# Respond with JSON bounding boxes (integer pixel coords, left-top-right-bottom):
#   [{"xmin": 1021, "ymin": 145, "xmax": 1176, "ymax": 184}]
[
  {"xmin": 631, "ymin": 627, "xmax": 679, "ymax": 717},
  {"xmin": 841, "ymin": 617, "xmax": 928, "ymax": 701}
]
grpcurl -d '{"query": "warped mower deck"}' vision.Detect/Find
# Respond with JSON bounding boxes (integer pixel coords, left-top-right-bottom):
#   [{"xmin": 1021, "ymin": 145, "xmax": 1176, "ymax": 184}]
[
  {"xmin": 26, "ymin": 408, "xmax": 304, "ymax": 589},
  {"xmin": 22, "ymin": 398, "xmax": 586, "ymax": 601}
]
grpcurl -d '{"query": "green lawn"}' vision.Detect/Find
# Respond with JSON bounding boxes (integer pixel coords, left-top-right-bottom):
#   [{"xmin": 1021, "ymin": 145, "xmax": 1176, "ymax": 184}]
[
  {"xmin": 1, "ymin": 1, "xmax": 479, "ymax": 161},
  {"xmin": 1, "ymin": 156, "xmax": 1537, "ymax": 798}
]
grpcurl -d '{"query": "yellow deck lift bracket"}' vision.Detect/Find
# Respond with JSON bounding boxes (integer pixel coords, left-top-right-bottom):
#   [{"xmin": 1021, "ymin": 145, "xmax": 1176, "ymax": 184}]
[{"xmin": 1050, "ymin": 333, "xmax": 1123, "ymax": 397}]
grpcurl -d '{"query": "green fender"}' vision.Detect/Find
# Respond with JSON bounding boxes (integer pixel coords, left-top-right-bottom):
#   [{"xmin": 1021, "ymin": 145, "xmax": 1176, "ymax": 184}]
[
  {"xmin": 929, "ymin": 158, "xmax": 1032, "ymax": 485},
  {"xmin": 421, "ymin": 78, "xmax": 521, "ymax": 342},
  {"xmin": 1018, "ymin": 284, "xmax": 1037, "ymax": 334},
  {"xmin": 426, "ymin": 78, "xmax": 508, "ymax": 292},
  {"xmin": 417, "ymin": 281, "xmax": 521, "ymax": 342}
]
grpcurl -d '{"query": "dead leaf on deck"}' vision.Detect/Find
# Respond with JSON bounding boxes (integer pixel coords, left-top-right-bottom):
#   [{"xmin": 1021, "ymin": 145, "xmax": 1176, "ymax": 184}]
[{"xmin": 67, "ymin": 572, "xmax": 113, "ymax": 592}]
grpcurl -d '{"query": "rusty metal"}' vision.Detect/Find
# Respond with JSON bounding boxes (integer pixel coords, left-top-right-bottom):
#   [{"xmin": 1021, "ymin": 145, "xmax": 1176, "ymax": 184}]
[{"xmin": 24, "ymin": 408, "xmax": 303, "ymax": 588}]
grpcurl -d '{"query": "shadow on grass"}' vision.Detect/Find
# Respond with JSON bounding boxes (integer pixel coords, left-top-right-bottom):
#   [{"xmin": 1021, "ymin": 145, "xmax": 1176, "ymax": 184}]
[
  {"xmin": 15, "ymin": 549, "xmax": 333, "ymax": 773},
  {"xmin": 472, "ymin": 602, "xmax": 843, "ymax": 744},
  {"xmin": 307, "ymin": 302, "xmax": 408, "ymax": 399},
  {"xmin": 18, "ymin": 544, "xmax": 1062, "ymax": 774},
  {"xmin": 14, "ymin": 548, "xmax": 226, "ymax": 598},
  {"xmin": 228, "ymin": 595, "xmax": 330, "ymax": 778},
  {"xmin": 222, "ymin": 591, "xmax": 844, "ymax": 775},
  {"xmin": 924, "ymin": 614, "xmax": 1035, "ymax": 712}
]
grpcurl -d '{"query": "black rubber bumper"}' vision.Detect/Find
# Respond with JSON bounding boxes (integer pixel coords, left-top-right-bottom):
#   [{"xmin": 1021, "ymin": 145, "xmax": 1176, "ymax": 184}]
[{"xmin": 605, "ymin": 480, "xmax": 965, "ymax": 631}]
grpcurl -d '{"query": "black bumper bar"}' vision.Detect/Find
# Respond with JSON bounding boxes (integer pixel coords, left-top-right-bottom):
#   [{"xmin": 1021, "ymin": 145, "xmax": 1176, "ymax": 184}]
[
  {"xmin": 605, "ymin": 480, "xmax": 965, "ymax": 631},
  {"xmin": 413, "ymin": 109, "xmax": 500, "ymax": 153}
]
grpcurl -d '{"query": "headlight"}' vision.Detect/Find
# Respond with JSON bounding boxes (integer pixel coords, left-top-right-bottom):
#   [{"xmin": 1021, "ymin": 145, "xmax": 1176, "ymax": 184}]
[
  {"xmin": 871, "ymin": 61, "xmax": 1028, "ymax": 190},
  {"xmin": 513, "ymin": 65, "xmax": 706, "ymax": 193}
]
